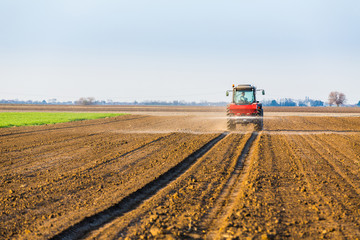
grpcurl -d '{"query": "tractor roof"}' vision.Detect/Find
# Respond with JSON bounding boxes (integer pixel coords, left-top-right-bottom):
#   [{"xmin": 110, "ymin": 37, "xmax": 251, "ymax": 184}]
[{"xmin": 234, "ymin": 84, "xmax": 255, "ymax": 91}]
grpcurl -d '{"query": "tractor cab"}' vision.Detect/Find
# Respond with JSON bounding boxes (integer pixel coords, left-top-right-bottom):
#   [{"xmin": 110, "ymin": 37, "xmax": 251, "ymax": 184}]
[
  {"xmin": 233, "ymin": 88, "xmax": 255, "ymax": 105},
  {"xmin": 226, "ymin": 84, "xmax": 265, "ymax": 105}
]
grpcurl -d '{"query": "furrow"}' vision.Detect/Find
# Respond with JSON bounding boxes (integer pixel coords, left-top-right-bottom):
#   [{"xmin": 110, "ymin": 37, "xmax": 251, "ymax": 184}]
[
  {"xmin": 306, "ymin": 134, "xmax": 360, "ymax": 196},
  {"xmin": 50, "ymin": 132, "xmax": 228, "ymax": 240},
  {"xmin": 280, "ymin": 134, "xmax": 347, "ymax": 238},
  {"xmin": 287, "ymin": 134, "xmax": 360, "ymax": 236},
  {"xmin": 0, "ymin": 133, "xmax": 92, "ymax": 154},
  {"xmin": 0, "ymin": 133, "xmax": 100, "ymax": 166},
  {"xmin": 316, "ymin": 133, "xmax": 360, "ymax": 167},
  {"xmin": 76, "ymin": 133, "xmax": 174, "ymax": 174},
  {"xmin": 84, "ymin": 133, "xmax": 248, "ymax": 239},
  {"xmin": 204, "ymin": 132, "xmax": 259, "ymax": 239}
]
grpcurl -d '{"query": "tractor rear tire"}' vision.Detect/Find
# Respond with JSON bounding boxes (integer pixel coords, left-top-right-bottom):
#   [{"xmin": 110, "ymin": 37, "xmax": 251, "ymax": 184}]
[
  {"xmin": 227, "ymin": 118, "xmax": 236, "ymax": 131},
  {"xmin": 226, "ymin": 109, "xmax": 236, "ymax": 131},
  {"xmin": 255, "ymin": 119, "xmax": 263, "ymax": 131},
  {"xmin": 255, "ymin": 109, "xmax": 263, "ymax": 131}
]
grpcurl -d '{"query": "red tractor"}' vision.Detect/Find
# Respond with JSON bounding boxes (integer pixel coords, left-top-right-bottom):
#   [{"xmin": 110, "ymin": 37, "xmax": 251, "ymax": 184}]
[{"xmin": 226, "ymin": 84, "xmax": 265, "ymax": 131}]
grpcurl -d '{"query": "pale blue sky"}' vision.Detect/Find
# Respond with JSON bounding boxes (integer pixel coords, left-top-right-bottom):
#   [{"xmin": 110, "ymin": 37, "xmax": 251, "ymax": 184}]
[{"xmin": 1, "ymin": 0, "xmax": 359, "ymax": 103}]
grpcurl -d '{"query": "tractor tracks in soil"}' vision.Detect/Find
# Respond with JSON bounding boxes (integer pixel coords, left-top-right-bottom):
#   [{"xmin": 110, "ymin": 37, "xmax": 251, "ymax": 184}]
[
  {"xmin": 80, "ymin": 131, "xmax": 260, "ymax": 240},
  {"xmin": 203, "ymin": 132, "xmax": 259, "ymax": 239},
  {"xmin": 50, "ymin": 132, "xmax": 228, "ymax": 240}
]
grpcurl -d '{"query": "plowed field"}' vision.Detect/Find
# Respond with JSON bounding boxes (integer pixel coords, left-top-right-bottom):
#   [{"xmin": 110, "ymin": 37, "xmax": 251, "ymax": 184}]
[{"xmin": 1, "ymin": 106, "xmax": 360, "ymax": 239}]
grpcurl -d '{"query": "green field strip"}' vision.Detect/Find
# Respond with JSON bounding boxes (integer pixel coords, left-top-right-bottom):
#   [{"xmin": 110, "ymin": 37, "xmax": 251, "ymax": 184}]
[{"xmin": 0, "ymin": 112, "xmax": 127, "ymax": 128}]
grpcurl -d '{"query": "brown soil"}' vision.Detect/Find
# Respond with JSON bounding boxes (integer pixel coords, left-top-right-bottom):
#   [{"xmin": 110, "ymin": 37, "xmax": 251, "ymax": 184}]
[
  {"xmin": 1, "ymin": 106, "xmax": 359, "ymax": 239},
  {"xmin": 265, "ymin": 116, "xmax": 360, "ymax": 132},
  {"xmin": 83, "ymin": 133, "xmax": 254, "ymax": 239},
  {"xmin": 220, "ymin": 133, "xmax": 360, "ymax": 239},
  {"xmin": 264, "ymin": 106, "xmax": 360, "ymax": 113}
]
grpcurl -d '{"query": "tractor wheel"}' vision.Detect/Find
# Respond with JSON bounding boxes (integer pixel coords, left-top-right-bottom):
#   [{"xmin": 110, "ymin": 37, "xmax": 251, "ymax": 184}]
[
  {"xmin": 255, "ymin": 119, "xmax": 263, "ymax": 131},
  {"xmin": 255, "ymin": 109, "xmax": 263, "ymax": 131},
  {"xmin": 227, "ymin": 118, "xmax": 236, "ymax": 131},
  {"xmin": 226, "ymin": 109, "xmax": 236, "ymax": 131}
]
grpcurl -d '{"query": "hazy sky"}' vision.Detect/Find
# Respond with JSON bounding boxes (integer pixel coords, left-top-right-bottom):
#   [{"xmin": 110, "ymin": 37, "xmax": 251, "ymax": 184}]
[{"xmin": 1, "ymin": 0, "xmax": 359, "ymax": 103}]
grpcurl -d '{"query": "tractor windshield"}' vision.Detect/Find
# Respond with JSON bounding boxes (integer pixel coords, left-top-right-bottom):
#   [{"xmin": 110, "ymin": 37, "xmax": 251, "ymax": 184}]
[{"xmin": 234, "ymin": 90, "xmax": 255, "ymax": 105}]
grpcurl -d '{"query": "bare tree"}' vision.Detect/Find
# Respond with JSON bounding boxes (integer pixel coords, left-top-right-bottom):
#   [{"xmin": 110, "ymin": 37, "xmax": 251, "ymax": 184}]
[
  {"xmin": 328, "ymin": 92, "xmax": 346, "ymax": 107},
  {"xmin": 328, "ymin": 92, "xmax": 336, "ymax": 106},
  {"xmin": 76, "ymin": 97, "xmax": 95, "ymax": 105},
  {"xmin": 336, "ymin": 93, "xmax": 346, "ymax": 106}
]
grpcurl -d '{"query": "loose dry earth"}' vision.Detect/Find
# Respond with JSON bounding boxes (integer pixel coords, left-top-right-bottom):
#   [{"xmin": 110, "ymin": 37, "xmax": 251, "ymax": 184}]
[{"xmin": 1, "ymin": 106, "xmax": 360, "ymax": 239}]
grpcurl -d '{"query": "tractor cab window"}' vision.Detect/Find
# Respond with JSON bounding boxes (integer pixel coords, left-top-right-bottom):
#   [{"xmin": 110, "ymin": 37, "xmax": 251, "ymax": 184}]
[{"xmin": 234, "ymin": 90, "xmax": 255, "ymax": 105}]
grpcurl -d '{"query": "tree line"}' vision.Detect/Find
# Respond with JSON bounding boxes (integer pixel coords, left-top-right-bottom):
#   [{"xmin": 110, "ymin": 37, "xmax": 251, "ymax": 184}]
[{"xmin": 1, "ymin": 92, "xmax": 358, "ymax": 106}]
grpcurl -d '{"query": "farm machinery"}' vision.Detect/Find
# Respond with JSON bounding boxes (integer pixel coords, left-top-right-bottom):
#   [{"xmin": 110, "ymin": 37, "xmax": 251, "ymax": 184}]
[{"xmin": 226, "ymin": 84, "xmax": 265, "ymax": 131}]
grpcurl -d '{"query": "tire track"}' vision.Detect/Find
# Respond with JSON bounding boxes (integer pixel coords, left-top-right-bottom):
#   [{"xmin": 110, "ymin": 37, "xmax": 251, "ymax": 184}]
[
  {"xmin": 259, "ymin": 134, "xmax": 288, "ymax": 237},
  {"xmin": 50, "ymin": 132, "xmax": 228, "ymax": 240},
  {"xmin": 203, "ymin": 132, "xmax": 259, "ymax": 239},
  {"xmin": 86, "ymin": 133, "xmax": 243, "ymax": 239}
]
